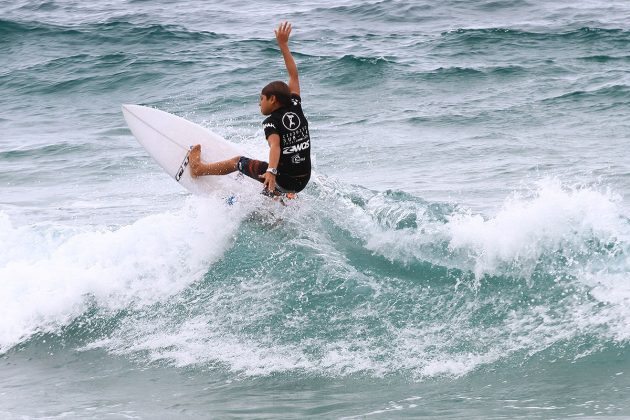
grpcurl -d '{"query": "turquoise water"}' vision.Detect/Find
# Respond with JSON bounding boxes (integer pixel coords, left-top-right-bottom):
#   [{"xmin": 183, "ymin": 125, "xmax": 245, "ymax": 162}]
[{"xmin": 2, "ymin": 1, "xmax": 630, "ymax": 418}]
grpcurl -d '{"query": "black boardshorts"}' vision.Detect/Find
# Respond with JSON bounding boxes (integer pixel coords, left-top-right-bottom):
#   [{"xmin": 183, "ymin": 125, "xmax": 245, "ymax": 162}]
[{"xmin": 237, "ymin": 157, "xmax": 310, "ymax": 193}]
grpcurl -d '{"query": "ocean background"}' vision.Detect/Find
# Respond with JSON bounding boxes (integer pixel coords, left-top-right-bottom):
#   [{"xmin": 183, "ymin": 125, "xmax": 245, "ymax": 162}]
[{"xmin": 2, "ymin": 0, "xmax": 630, "ymax": 418}]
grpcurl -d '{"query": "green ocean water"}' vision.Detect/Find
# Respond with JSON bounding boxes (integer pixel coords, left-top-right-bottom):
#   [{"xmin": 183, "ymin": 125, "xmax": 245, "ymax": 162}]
[{"xmin": 2, "ymin": 1, "xmax": 630, "ymax": 418}]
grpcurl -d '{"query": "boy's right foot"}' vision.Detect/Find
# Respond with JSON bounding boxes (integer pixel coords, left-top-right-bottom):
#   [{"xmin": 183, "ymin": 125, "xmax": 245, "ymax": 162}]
[{"xmin": 188, "ymin": 144, "xmax": 202, "ymax": 177}]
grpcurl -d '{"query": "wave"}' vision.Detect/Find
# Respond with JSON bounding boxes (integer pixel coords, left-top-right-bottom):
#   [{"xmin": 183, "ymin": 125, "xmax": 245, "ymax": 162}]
[
  {"xmin": 542, "ymin": 85, "xmax": 630, "ymax": 103},
  {"xmin": 419, "ymin": 65, "xmax": 526, "ymax": 81},
  {"xmin": 335, "ymin": 54, "xmax": 392, "ymax": 67},
  {"xmin": 0, "ymin": 18, "xmax": 221, "ymax": 42},
  {"xmin": 309, "ymin": 1, "xmax": 433, "ymax": 23},
  {"xmin": 1, "ymin": 178, "xmax": 629, "ymax": 381},
  {"xmin": 0, "ymin": 49, "xmax": 182, "ymax": 96},
  {"xmin": 0, "ymin": 142, "xmax": 88, "ymax": 160},
  {"xmin": 0, "ymin": 18, "xmax": 48, "ymax": 36},
  {"xmin": 439, "ymin": 27, "xmax": 630, "ymax": 47},
  {"xmin": 3, "ymin": 69, "xmax": 164, "ymax": 96},
  {"xmin": 0, "ymin": 18, "xmax": 226, "ymax": 96},
  {"xmin": 316, "ymin": 54, "xmax": 392, "ymax": 87},
  {"xmin": 578, "ymin": 54, "xmax": 630, "ymax": 63}
]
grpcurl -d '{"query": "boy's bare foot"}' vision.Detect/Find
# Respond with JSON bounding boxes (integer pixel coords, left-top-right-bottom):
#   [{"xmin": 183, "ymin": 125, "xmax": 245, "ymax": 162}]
[{"xmin": 188, "ymin": 144, "xmax": 202, "ymax": 178}]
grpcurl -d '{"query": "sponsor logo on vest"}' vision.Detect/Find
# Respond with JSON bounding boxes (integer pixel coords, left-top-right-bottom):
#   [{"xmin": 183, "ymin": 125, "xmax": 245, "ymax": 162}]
[
  {"xmin": 282, "ymin": 140, "xmax": 309, "ymax": 154},
  {"xmin": 292, "ymin": 154, "xmax": 306, "ymax": 164},
  {"xmin": 282, "ymin": 112, "xmax": 300, "ymax": 131}
]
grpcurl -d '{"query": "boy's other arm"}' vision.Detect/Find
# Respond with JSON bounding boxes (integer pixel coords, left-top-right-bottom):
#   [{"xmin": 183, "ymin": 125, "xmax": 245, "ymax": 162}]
[
  {"xmin": 275, "ymin": 22, "xmax": 300, "ymax": 96},
  {"xmin": 259, "ymin": 134, "xmax": 281, "ymax": 191}
]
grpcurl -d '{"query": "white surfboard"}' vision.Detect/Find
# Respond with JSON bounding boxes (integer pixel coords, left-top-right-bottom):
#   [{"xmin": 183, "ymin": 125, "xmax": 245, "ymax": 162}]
[{"xmin": 122, "ymin": 104, "xmax": 256, "ymax": 196}]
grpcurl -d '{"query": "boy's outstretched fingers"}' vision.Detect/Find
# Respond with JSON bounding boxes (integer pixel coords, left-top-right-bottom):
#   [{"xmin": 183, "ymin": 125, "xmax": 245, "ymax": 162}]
[{"xmin": 275, "ymin": 21, "xmax": 292, "ymax": 43}]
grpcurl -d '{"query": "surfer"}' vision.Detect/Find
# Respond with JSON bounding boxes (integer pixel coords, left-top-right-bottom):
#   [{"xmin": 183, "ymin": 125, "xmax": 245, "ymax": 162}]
[{"xmin": 188, "ymin": 21, "xmax": 311, "ymax": 195}]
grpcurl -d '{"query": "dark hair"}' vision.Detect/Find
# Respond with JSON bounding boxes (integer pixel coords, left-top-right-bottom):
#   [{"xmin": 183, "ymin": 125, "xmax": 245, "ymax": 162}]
[{"xmin": 261, "ymin": 81, "xmax": 291, "ymax": 107}]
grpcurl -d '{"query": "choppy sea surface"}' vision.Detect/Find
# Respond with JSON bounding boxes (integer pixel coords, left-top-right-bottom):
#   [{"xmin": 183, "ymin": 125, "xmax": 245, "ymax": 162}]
[{"xmin": 2, "ymin": 0, "xmax": 630, "ymax": 418}]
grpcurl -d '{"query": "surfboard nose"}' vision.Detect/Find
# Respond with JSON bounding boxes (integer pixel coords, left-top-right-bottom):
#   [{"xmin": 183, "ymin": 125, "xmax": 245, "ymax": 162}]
[{"xmin": 122, "ymin": 104, "xmax": 143, "ymax": 114}]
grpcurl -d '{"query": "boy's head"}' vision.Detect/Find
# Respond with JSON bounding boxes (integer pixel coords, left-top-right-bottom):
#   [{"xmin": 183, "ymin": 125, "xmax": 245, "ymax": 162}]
[{"xmin": 260, "ymin": 81, "xmax": 291, "ymax": 115}]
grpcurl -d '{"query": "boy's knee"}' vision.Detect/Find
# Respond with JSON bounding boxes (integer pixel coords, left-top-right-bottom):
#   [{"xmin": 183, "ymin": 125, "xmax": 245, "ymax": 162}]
[{"xmin": 234, "ymin": 156, "xmax": 244, "ymax": 171}]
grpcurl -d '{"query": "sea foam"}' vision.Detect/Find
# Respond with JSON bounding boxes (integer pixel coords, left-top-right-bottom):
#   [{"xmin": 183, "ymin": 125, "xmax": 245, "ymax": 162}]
[
  {"xmin": 0, "ymin": 195, "xmax": 243, "ymax": 352},
  {"xmin": 447, "ymin": 179, "xmax": 627, "ymax": 278}
]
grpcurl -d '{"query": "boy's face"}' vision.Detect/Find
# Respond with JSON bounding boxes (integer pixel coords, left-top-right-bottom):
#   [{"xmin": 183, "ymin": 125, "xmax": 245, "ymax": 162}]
[{"xmin": 259, "ymin": 94, "xmax": 276, "ymax": 116}]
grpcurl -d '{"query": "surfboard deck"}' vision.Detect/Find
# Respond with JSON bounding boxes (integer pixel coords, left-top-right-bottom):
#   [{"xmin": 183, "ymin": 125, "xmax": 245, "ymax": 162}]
[{"xmin": 122, "ymin": 104, "xmax": 256, "ymax": 196}]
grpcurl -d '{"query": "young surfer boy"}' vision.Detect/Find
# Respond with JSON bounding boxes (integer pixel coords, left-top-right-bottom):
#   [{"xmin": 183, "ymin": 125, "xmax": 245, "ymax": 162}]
[{"xmin": 188, "ymin": 21, "xmax": 311, "ymax": 195}]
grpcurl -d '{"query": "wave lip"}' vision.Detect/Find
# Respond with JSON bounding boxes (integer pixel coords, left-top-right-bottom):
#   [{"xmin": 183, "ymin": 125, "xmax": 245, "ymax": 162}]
[{"xmin": 446, "ymin": 180, "xmax": 626, "ymax": 277}]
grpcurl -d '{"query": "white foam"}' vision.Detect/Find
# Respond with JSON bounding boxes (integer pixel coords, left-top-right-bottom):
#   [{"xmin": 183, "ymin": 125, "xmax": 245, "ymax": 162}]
[
  {"xmin": 0, "ymin": 195, "xmax": 245, "ymax": 352},
  {"xmin": 358, "ymin": 179, "xmax": 628, "ymax": 278},
  {"xmin": 447, "ymin": 179, "xmax": 627, "ymax": 278},
  {"xmin": 84, "ymin": 314, "xmax": 315, "ymax": 376}
]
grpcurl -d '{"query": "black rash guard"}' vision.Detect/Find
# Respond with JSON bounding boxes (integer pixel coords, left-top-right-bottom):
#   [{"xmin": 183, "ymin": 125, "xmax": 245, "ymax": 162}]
[{"xmin": 262, "ymin": 93, "xmax": 311, "ymax": 178}]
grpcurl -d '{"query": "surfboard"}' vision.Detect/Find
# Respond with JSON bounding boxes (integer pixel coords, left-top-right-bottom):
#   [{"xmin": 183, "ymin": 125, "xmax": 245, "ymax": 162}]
[{"xmin": 122, "ymin": 104, "xmax": 255, "ymax": 196}]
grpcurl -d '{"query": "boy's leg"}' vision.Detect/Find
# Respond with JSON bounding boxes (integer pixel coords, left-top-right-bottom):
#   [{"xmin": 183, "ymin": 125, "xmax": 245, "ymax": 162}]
[
  {"xmin": 189, "ymin": 145, "xmax": 292, "ymax": 196},
  {"xmin": 236, "ymin": 157, "xmax": 268, "ymax": 183},
  {"xmin": 189, "ymin": 145, "xmax": 240, "ymax": 178}
]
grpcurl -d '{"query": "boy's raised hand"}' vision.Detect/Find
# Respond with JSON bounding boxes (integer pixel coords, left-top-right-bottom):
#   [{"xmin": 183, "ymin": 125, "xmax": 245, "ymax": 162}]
[
  {"xmin": 275, "ymin": 21, "xmax": 300, "ymax": 97},
  {"xmin": 275, "ymin": 21, "xmax": 292, "ymax": 45}
]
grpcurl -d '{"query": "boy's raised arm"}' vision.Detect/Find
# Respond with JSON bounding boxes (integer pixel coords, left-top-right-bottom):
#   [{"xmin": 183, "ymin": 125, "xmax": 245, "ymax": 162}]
[{"xmin": 275, "ymin": 22, "xmax": 300, "ymax": 96}]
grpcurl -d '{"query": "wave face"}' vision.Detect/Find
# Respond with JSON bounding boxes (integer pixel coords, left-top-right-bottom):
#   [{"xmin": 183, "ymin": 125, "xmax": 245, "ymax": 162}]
[{"xmin": 2, "ymin": 180, "xmax": 628, "ymax": 382}]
